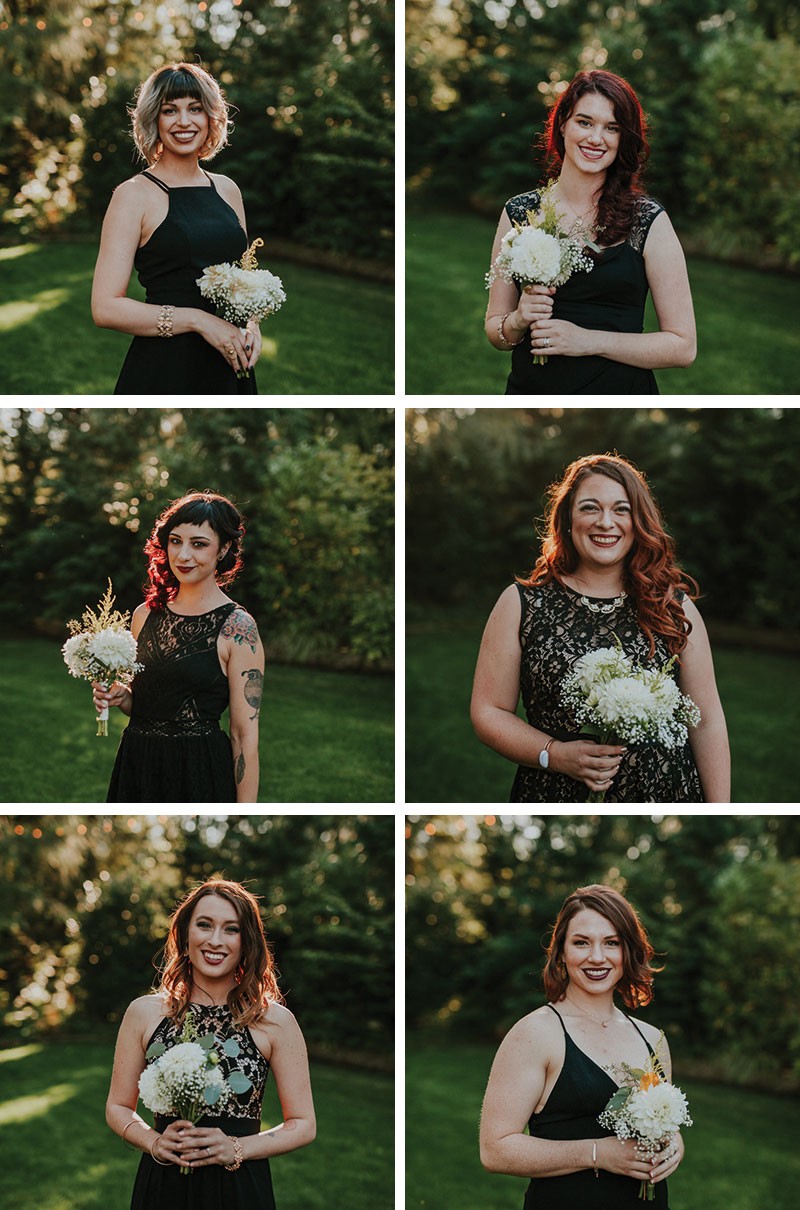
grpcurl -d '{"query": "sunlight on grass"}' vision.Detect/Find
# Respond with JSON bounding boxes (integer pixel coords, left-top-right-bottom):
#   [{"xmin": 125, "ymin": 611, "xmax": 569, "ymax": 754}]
[
  {"xmin": 0, "ymin": 1044, "xmax": 44, "ymax": 1064},
  {"xmin": 0, "ymin": 1082, "xmax": 76, "ymax": 1125},
  {"xmin": 0, "ymin": 290, "xmax": 70, "ymax": 331},
  {"xmin": 0, "ymin": 244, "xmax": 40, "ymax": 262},
  {"xmin": 261, "ymin": 335, "xmax": 279, "ymax": 358}
]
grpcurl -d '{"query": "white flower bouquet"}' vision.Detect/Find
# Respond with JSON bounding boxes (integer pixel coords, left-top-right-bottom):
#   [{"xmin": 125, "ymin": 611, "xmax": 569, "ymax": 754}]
[
  {"xmin": 197, "ymin": 237, "xmax": 286, "ymax": 378},
  {"xmin": 486, "ymin": 180, "xmax": 599, "ymax": 363},
  {"xmin": 62, "ymin": 580, "xmax": 142, "ymax": 736},
  {"xmin": 599, "ymin": 1044, "xmax": 692, "ymax": 1200},
  {"xmin": 560, "ymin": 641, "xmax": 701, "ymax": 802},
  {"xmin": 139, "ymin": 1011, "xmax": 253, "ymax": 1175}
]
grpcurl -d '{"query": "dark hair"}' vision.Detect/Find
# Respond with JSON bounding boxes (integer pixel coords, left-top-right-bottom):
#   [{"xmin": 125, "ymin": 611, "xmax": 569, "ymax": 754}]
[
  {"xmin": 542, "ymin": 884, "xmax": 661, "ymax": 1009},
  {"xmin": 543, "ymin": 70, "xmax": 650, "ymax": 245},
  {"xmin": 517, "ymin": 453, "xmax": 697, "ymax": 658},
  {"xmin": 157, "ymin": 878, "xmax": 282, "ymax": 1029},
  {"xmin": 143, "ymin": 491, "xmax": 245, "ymax": 611}
]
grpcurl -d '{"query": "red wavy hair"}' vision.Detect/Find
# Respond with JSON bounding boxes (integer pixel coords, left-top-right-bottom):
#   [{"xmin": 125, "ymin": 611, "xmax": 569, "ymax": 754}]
[
  {"xmin": 542, "ymin": 70, "xmax": 650, "ymax": 246},
  {"xmin": 156, "ymin": 878, "xmax": 283, "ymax": 1029},
  {"xmin": 518, "ymin": 454, "xmax": 697, "ymax": 658},
  {"xmin": 143, "ymin": 491, "xmax": 245, "ymax": 611},
  {"xmin": 542, "ymin": 884, "xmax": 661, "ymax": 1009}
]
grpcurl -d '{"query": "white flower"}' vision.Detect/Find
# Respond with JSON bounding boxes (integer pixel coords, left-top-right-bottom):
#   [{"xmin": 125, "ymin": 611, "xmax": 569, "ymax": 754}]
[
  {"xmin": 625, "ymin": 1083, "xmax": 692, "ymax": 1142},
  {"xmin": 62, "ymin": 633, "xmax": 91, "ymax": 677},
  {"xmin": 594, "ymin": 677, "xmax": 659, "ymax": 730},
  {"xmin": 500, "ymin": 225, "xmax": 562, "ymax": 284},
  {"xmin": 138, "ymin": 1063, "xmax": 173, "ymax": 1115},
  {"xmin": 568, "ymin": 646, "xmax": 633, "ymax": 694},
  {"xmin": 87, "ymin": 628, "xmax": 138, "ymax": 674}
]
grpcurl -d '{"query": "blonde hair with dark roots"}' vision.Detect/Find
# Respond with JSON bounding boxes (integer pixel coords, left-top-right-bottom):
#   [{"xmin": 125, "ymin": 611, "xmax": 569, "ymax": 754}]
[
  {"xmin": 156, "ymin": 878, "xmax": 283, "ymax": 1028},
  {"xmin": 131, "ymin": 63, "xmax": 230, "ymax": 165}
]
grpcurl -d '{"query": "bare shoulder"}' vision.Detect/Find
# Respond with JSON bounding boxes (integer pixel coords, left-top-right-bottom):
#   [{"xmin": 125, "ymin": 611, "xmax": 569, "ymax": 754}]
[
  {"xmin": 629, "ymin": 1015, "xmax": 666, "ymax": 1047},
  {"xmin": 481, "ymin": 584, "xmax": 522, "ymax": 643},
  {"xmin": 209, "ymin": 172, "xmax": 243, "ymax": 205},
  {"xmin": 220, "ymin": 605, "xmax": 260, "ymax": 652},
  {"xmin": 501, "ymin": 1004, "xmax": 560, "ymax": 1054},
  {"xmin": 109, "ymin": 175, "xmax": 152, "ymax": 210},
  {"xmin": 257, "ymin": 1001, "xmax": 299, "ymax": 1032},
  {"xmin": 123, "ymin": 992, "xmax": 169, "ymax": 1035},
  {"xmin": 131, "ymin": 602, "xmax": 150, "ymax": 639}
]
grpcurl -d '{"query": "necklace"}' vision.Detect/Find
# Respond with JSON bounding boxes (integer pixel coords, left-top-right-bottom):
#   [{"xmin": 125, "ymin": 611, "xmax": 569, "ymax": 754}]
[
  {"xmin": 564, "ymin": 992, "xmax": 618, "ymax": 1028},
  {"xmin": 576, "ymin": 590, "xmax": 627, "ymax": 614},
  {"xmin": 555, "ymin": 187, "xmax": 597, "ymax": 232}
]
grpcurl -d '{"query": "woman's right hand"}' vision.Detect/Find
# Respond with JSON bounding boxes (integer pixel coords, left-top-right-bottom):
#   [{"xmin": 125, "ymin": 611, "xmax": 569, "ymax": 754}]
[
  {"xmin": 92, "ymin": 680, "xmax": 131, "ymax": 716},
  {"xmin": 550, "ymin": 739, "xmax": 626, "ymax": 795},
  {"xmin": 193, "ymin": 312, "xmax": 251, "ymax": 374},
  {"xmin": 511, "ymin": 284, "xmax": 555, "ymax": 335},
  {"xmin": 595, "ymin": 1136, "xmax": 654, "ymax": 1181},
  {"xmin": 151, "ymin": 1119, "xmax": 195, "ymax": 1166}
]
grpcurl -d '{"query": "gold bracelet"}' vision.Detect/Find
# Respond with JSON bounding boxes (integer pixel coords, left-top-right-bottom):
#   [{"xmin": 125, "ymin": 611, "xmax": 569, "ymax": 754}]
[
  {"xmin": 497, "ymin": 312, "xmax": 524, "ymax": 348},
  {"xmin": 150, "ymin": 1136, "xmax": 171, "ymax": 1167},
  {"xmin": 121, "ymin": 1118, "xmax": 140, "ymax": 1150},
  {"xmin": 156, "ymin": 304, "xmax": 175, "ymax": 338},
  {"xmin": 224, "ymin": 1135, "xmax": 244, "ymax": 1171}
]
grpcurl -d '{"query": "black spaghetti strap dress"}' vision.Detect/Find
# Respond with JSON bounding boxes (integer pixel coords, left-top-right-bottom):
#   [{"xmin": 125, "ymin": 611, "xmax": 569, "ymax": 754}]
[
  {"xmin": 131, "ymin": 1002, "xmax": 276, "ymax": 1210},
  {"xmin": 510, "ymin": 580, "xmax": 702, "ymax": 803},
  {"xmin": 107, "ymin": 603, "xmax": 239, "ymax": 803},
  {"xmin": 502, "ymin": 192, "xmax": 664, "ymax": 395},
  {"xmin": 524, "ymin": 1005, "xmax": 669, "ymax": 1209},
  {"xmin": 114, "ymin": 170, "xmax": 258, "ymax": 396}
]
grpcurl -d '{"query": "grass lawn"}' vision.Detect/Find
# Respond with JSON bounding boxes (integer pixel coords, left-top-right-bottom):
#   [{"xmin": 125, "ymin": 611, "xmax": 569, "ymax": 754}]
[
  {"xmin": 405, "ymin": 207, "xmax": 800, "ymax": 395},
  {"xmin": 0, "ymin": 637, "xmax": 394, "ymax": 803},
  {"xmin": 0, "ymin": 1039, "xmax": 393, "ymax": 1210},
  {"xmin": 406, "ymin": 609, "xmax": 797, "ymax": 804},
  {"xmin": 406, "ymin": 1038, "xmax": 800, "ymax": 1210},
  {"xmin": 0, "ymin": 241, "xmax": 394, "ymax": 396}
]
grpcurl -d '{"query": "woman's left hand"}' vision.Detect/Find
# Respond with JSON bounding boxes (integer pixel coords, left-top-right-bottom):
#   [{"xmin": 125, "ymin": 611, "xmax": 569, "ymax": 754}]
[
  {"xmin": 177, "ymin": 1125, "xmax": 237, "ymax": 1168},
  {"xmin": 243, "ymin": 321, "xmax": 262, "ymax": 371},
  {"xmin": 648, "ymin": 1132, "xmax": 684, "ymax": 1185},
  {"xmin": 530, "ymin": 318, "xmax": 594, "ymax": 358}
]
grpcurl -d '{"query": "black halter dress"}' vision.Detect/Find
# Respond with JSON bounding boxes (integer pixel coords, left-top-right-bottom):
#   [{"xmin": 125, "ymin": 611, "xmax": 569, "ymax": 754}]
[
  {"xmin": 131, "ymin": 1002, "xmax": 275, "ymax": 1210},
  {"xmin": 524, "ymin": 1005, "xmax": 669, "ymax": 1209},
  {"xmin": 114, "ymin": 170, "xmax": 257, "ymax": 395}
]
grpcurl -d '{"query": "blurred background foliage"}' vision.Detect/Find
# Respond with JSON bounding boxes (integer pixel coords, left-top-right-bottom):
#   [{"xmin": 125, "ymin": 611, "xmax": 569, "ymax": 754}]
[
  {"xmin": 0, "ymin": 0, "xmax": 393, "ymax": 265},
  {"xmin": 1, "ymin": 813, "xmax": 394, "ymax": 1065},
  {"xmin": 406, "ymin": 0, "xmax": 800, "ymax": 269},
  {"xmin": 406, "ymin": 814, "xmax": 800, "ymax": 1088},
  {"xmin": 0, "ymin": 406, "xmax": 394, "ymax": 669},
  {"xmin": 405, "ymin": 406, "xmax": 799, "ymax": 637}
]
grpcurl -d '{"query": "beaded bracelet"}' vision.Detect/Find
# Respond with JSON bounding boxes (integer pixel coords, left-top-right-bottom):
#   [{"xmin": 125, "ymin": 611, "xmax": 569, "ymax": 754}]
[
  {"xmin": 224, "ymin": 1136, "xmax": 244, "ymax": 1172},
  {"xmin": 497, "ymin": 312, "xmax": 524, "ymax": 349},
  {"xmin": 156, "ymin": 304, "xmax": 175, "ymax": 338}
]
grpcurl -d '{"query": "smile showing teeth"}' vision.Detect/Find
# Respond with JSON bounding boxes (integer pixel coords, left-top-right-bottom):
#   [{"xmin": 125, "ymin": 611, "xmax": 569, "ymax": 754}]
[
  {"xmin": 584, "ymin": 968, "xmax": 610, "ymax": 978},
  {"xmin": 590, "ymin": 535, "xmax": 619, "ymax": 545},
  {"xmin": 580, "ymin": 147, "xmax": 605, "ymax": 159},
  {"xmin": 202, "ymin": 952, "xmax": 226, "ymax": 964}
]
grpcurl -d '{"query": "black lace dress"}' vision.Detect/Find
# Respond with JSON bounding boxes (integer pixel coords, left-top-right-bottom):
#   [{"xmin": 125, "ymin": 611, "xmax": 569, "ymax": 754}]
[
  {"xmin": 114, "ymin": 170, "xmax": 257, "ymax": 396},
  {"xmin": 107, "ymin": 603, "xmax": 238, "ymax": 803},
  {"xmin": 131, "ymin": 1003, "xmax": 275, "ymax": 1210},
  {"xmin": 502, "ymin": 192, "xmax": 664, "ymax": 395},
  {"xmin": 510, "ymin": 581, "xmax": 703, "ymax": 803}
]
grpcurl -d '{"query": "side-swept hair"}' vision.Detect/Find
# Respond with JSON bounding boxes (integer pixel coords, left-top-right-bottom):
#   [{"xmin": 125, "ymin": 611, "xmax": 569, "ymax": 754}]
[
  {"xmin": 542, "ymin": 884, "xmax": 661, "ymax": 1009},
  {"xmin": 131, "ymin": 62, "xmax": 230, "ymax": 164}
]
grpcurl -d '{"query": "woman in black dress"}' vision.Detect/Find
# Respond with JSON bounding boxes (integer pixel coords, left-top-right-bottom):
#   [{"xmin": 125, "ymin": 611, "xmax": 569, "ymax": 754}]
[
  {"xmin": 480, "ymin": 884, "xmax": 681, "ymax": 1208},
  {"xmin": 471, "ymin": 454, "xmax": 729, "ymax": 802},
  {"xmin": 92, "ymin": 62, "xmax": 260, "ymax": 395},
  {"xmin": 92, "ymin": 491, "xmax": 264, "ymax": 803},
  {"xmin": 107, "ymin": 878, "xmax": 315, "ymax": 1210},
  {"xmin": 485, "ymin": 70, "xmax": 696, "ymax": 394}
]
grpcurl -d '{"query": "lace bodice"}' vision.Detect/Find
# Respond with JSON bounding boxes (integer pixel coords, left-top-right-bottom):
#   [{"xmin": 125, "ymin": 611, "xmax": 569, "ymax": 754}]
[
  {"xmin": 504, "ymin": 191, "xmax": 664, "ymax": 254},
  {"xmin": 145, "ymin": 1003, "xmax": 270, "ymax": 1121}
]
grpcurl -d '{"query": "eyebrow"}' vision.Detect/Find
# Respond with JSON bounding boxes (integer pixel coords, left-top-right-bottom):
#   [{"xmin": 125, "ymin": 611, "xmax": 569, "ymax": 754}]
[
  {"xmin": 170, "ymin": 530, "xmax": 210, "ymax": 539},
  {"xmin": 576, "ymin": 496, "xmax": 629, "ymax": 506},
  {"xmin": 570, "ymin": 931, "xmax": 620, "ymax": 939},
  {"xmin": 195, "ymin": 914, "xmax": 239, "ymax": 925},
  {"xmin": 575, "ymin": 111, "xmax": 618, "ymax": 122}
]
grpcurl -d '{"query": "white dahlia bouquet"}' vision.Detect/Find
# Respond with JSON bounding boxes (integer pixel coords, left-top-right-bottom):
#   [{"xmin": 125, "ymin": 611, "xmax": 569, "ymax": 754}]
[
  {"xmin": 139, "ymin": 1010, "xmax": 253, "ymax": 1175},
  {"xmin": 560, "ymin": 640, "xmax": 701, "ymax": 802},
  {"xmin": 62, "ymin": 580, "xmax": 142, "ymax": 736},
  {"xmin": 197, "ymin": 237, "xmax": 286, "ymax": 378},
  {"xmin": 599, "ymin": 1042, "xmax": 692, "ymax": 1200},
  {"xmin": 486, "ymin": 180, "xmax": 598, "ymax": 363}
]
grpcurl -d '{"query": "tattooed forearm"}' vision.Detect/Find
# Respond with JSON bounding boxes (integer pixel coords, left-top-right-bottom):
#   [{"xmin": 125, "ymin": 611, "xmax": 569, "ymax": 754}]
[
  {"xmin": 235, "ymin": 752, "xmax": 246, "ymax": 784},
  {"xmin": 241, "ymin": 668, "xmax": 263, "ymax": 720},
  {"xmin": 221, "ymin": 608, "xmax": 260, "ymax": 653}
]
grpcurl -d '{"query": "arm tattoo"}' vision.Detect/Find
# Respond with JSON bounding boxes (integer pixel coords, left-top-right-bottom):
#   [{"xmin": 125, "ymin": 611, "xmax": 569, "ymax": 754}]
[
  {"xmin": 221, "ymin": 608, "xmax": 259, "ymax": 653},
  {"xmin": 241, "ymin": 668, "xmax": 263, "ymax": 720},
  {"xmin": 235, "ymin": 752, "xmax": 246, "ymax": 784}
]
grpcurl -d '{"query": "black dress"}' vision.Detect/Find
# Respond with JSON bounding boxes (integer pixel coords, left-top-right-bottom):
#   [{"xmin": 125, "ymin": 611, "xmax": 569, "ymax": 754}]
[
  {"xmin": 510, "ymin": 580, "xmax": 703, "ymax": 803},
  {"xmin": 524, "ymin": 1005, "xmax": 669, "ymax": 1209},
  {"xmin": 115, "ymin": 170, "xmax": 257, "ymax": 396},
  {"xmin": 503, "ymin": 191, "xmax": 664, "ymax": 395},
  {"xmin": 131, "ymin": 1002, "xmax": 276, "ymax": 1210},
  {"xmin": 107, "ymin": 603, "xmax": 238, "ymax": 803}
]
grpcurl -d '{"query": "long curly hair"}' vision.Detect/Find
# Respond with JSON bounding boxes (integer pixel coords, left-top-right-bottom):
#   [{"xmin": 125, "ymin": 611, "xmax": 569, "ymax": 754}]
[
  {"xmin": 543, "ymin": 70, "xmax": 650, "ymax": 246},
  {"xmin": 542, "ymin": 884, "xmax": 661, "ymax": 1009},
  {"xmin": 143, "ymin": 491, "xmax": 245, "ymax": 612},
  {"xmin": 156, "ymin": 879, "xmax": 283, "ymax": 1029},
  {"xmin": 518, "ymin": 454, "xmax": 697, "ymax": 659}
]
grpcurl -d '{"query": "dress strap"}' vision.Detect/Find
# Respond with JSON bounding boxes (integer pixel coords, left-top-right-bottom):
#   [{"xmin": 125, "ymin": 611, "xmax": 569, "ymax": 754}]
[
  {"xmin": 203, "ymin": 170, "xmax": 217, "ymax": 192},
  {"xmin": 141, "ymin": 170, "xmax": 170, "ymax": 194},
  {"xmin": 546, "ymin": 1004, "xmax": 568, "ymax": 1035},
  {"xmin": 622, "ymin": 1011, "xmax": 655, "ymax": 1056}
]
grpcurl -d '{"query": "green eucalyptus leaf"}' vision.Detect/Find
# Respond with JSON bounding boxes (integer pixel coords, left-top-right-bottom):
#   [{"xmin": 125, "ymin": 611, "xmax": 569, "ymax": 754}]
[
  {"xmin": 198, "ymin": 1033, "xmax": 216, "ymax": 1051},
  {"xmin": 204, "ymin": 1085, "xmax": 222, "ymax": 1105},
  {"xmin": 145, "ymin": 1041, "xmax": 166, "ymax": 1060},
  {"xmin": 228, "ymin": 1072, "xmax": 253, "ymax": 1094},
  {"xmin": 606, "ymin": 1087, "xmax": 633, "ymax": 1111},
  {"xmin": 221, "ymin": 1038, "xmax": 241, "ymax": 1058}
]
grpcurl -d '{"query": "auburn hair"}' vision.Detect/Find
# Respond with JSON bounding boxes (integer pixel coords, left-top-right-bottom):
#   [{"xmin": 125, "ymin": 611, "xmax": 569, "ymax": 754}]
[
  {"xmin": 542, "ymin": 884, "xmax": 661, "ymax": 1009},
  {"xmin": 542, "ymin": 70, "xmax": 650, "ymax": 246},
  {"xmin": 156, "ymin": 878, "xmax": 283, "ymax": 1029},
  {"xmin": 518, "ymin": 453, "xmax": 697, "ymax": 658},
  {"xmin": 143, "ymin": 491, "xmax": 245, "ymax": 612}
]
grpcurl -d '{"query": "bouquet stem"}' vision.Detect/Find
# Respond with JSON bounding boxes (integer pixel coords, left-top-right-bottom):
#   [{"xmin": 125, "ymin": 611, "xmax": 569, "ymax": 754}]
[
  {"xmin": 532, "ymin": 353, "xmax": 549, "ymax": 365},
  {"xmin": 96, "ymin": 682, "xmax": 109, "ymax": 737},
  {"xmin": 639, "ymin": 1179, "xmax": 656, "ymax": 1201}
]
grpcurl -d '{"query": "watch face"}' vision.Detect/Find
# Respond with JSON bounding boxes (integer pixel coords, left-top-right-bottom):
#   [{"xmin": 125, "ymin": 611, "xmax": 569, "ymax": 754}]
[{"xmin": 539, "ymin": 749, "xmax": 549, "ymax": 769}]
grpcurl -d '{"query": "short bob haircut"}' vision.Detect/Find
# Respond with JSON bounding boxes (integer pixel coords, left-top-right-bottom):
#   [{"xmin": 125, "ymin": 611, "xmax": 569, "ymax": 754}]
[
  {"xmin": 143, "ymin": 490, "xmax": 245, "ymax": 611},
  {"xmin": 131, "ymin": 62, "xmax": 230, "ymax": 165},
  {"xmin": 157, "ymin": 878, "xmax": 283, "ymax": 1029},
  {"xmin": 542, "ymin": 884, "xmax": 661, "ymax": 1009}
]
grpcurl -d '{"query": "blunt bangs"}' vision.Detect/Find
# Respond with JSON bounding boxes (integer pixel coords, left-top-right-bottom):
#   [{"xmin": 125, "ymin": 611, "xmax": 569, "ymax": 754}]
[{"xmin": 161, "ymin": 69, "xmax": 204, "ymax": 104}]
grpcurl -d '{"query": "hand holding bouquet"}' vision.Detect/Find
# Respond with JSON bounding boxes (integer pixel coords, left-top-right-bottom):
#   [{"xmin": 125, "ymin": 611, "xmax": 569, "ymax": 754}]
[
  {"xmin": 560, "ymin": 641, "xmax": 701, "ymax": 802},
  {"xmin": 197, "ymin": 238, "xmax": 286, "ymax": 378},
  {"xmin": 486, "ymin": 181, "xmax": 599, "ymax": 363},
  {"xmin": 62, "ymin": 580, "xmax": 142, "ymax": 736},
  {"xmin": 598, "ymin": 1043, "xmax": 692, "ymax": 1200}
]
